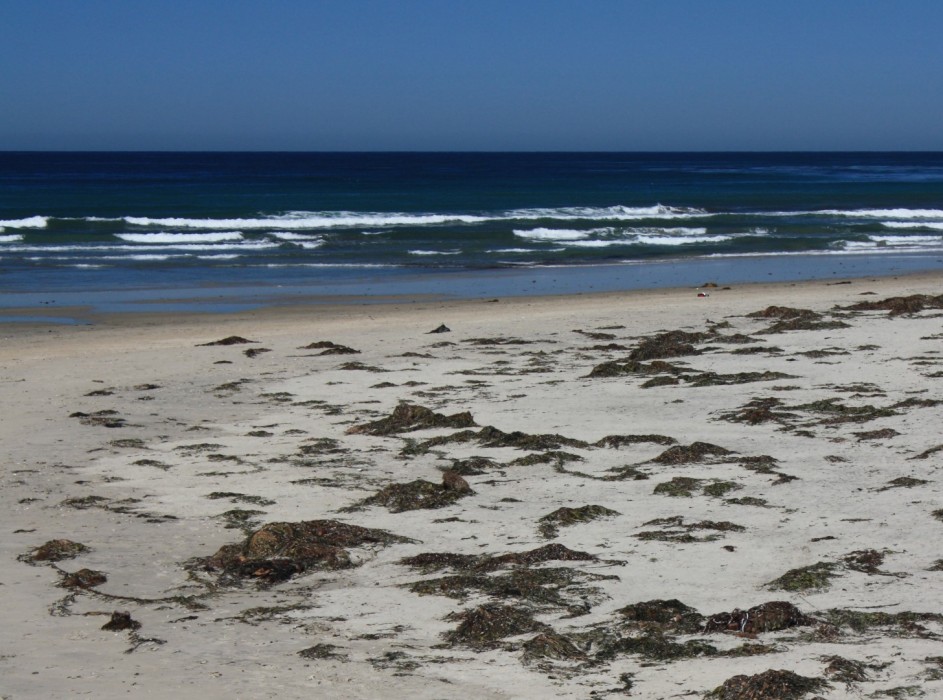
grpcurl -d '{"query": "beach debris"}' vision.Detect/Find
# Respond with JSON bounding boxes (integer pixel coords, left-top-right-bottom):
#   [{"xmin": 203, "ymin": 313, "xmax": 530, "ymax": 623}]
[
  {"xmin": 704, "ymin": 601, "xmax": 813, "ymax": 634},
  {"xmin": 822, "ymin": 655, "xmax": 881, "ymax": 683},
  {"xmin": 767, "ymin": 562, "xmax": 840, "ymax": 592},
  {"xmin": 428, "ymin": 324, "xmax": 451, "ymax": 333},
  {"xmin": 298, "ymin": 643, "xmax": 348, "ymax": 661},
  {"xmin": 59, "ymin": 568, "xmax": 107, "ymax": 589},
  {"xmin": 651, "ymin": 441, "xmax": 734, "ymax": 465},
  {"xmin": 243, "ymin": 347, "xmax": 271, "ymax": 358},
  {"xmin": 521, "ymin": 631, "xmax": 587, "ymax": 664},
  {"xmin": 69, "ymin": 410, "xmax": 128, "ymax": 428},
  {"xmin": 594, "ymin": 434, "xmax": 677, "ymax": 447},
  {"xmin": 617, "ymin": 599, "xmax": 705, "ymax": 633},
  {"xmin": 685, "ymin": 370, "xmax": 796, "ymax": 387},
  {"xmin": 345, "ymin": 402, "xmax": 476, "ymax": 436},
  {"xmin": 101, "ymin": 611, "xmax": 142, "ymax": 633},
  {"xmin": 20, "ymin": 539, "xmax": 90, "ymax": 563},
  {"xmin": 844, "ymin": 293, "xmax": 943, "ymax": 316},
  {"xmin": 629, "ymin": 330, "xmax": 707, "ymax": 361},
  {"xmin": 635, "ymin": 516, "xmax": 745, "ymax": 543},
  {"xmin": 446, "ymin": 456, "xmax": 503, "ymax": 475},
  {"xmin": 198, "ymin": 336, "xmax": 256, "ymax": 346},
  {"xmin": 337, "ymin": 361, "xmax": 386, "ymax": 371},
  {"xmin": 653, "ymin": 477, "xmax": 705, "ymax": 498},
  {"xmin": 441, "ymin": 469, "xmax": 472, "ymax": 493},
  {"xmin": 910, "ymin": 444, "xmax": 943, "ymax": 460},
  {"xmin": 876, "ymin": 477, "xmax": 930, "ymax": 492},
  {"xmin": 538, "ymin": 505, "xmax": 619, "ymax": 538},
  {"xmin": 198, "ymin": 519, "xmax": 413, "ymax": 584},
  {"xmin": 400, "ymin": 543, "xmax": 598, "ymax": 574},
  {"xmin": 697, "ymin": 292, "xmax": 710, "ymax": 298},
  {"xmin": 347, "ymin": 476, "xmax": 474, "ymax": 513},
  {"xmin": 705, "ymin": 669, "xmax": 828, "ymax": 699},
  {"xmin": 854, "ymin": 428, "xmax": 900, "ymax": 441},
  {"xmin": 299, "ymin": 340, "xmax": 361, "ymax": 354},
  {"xmin": 443, "ymin": 603, "xmax": 548, "ymax": 649}
]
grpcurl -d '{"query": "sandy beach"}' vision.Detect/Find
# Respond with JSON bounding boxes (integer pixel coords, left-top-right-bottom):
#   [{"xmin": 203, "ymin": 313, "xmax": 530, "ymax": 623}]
[{"xmin": 3, "ymin": 273, "xmax": 943, "ymax": 699}]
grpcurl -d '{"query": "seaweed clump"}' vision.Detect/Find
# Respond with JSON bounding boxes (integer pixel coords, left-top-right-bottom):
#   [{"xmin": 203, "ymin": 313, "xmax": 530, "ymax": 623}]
[
  {"xmin": 766, "ymin": 562, "xmax": 839, "ymax": 592},
  {"xmin": 538, "ymin": 505, "xmax": 619, "ymax": 538},
  {"xmin": 348, "ymin": 472, "xmax": 473, "ymax": 513},
  {"xmin": 345, "ymin": 403, "xmax": 476, "ymax": 436},
  {"xmin": 400, "ymin": 543, "xmax": 597, "ymax": 574},
  {"xmin": 20, "ymin": 539, "xmax": 90, "ymax": 564},
  {"xmin": 629, "ymin": 330, "xmax": 707, "ymax": 361},
  {"xmin": 704, "ymin": 601, "xmax": 813, "ymax": 634},
  {"xmin": 443, "ymin": 603, "xmax": 548, "ymax": 649},
  {"xmin": 844, "ymin": 293, "xmax": 943, "ymax": 316},
  {"xmin": 617, "ymin": 599, "xmax": 705, "ymax": 634},
  {"xmin": 705, "ymin": 669, "xmax": 828, "ymax": 700},
  {"xmin": 651, "ymin": 442, "xmax": 734, "ymax": 465},
  {"xmin": 197, "ymin": 519, "xmax": 412, "ymax": 584},
  {"xmin": 198, "ymin": 335, "xmax": 256, "ymax": 346}
]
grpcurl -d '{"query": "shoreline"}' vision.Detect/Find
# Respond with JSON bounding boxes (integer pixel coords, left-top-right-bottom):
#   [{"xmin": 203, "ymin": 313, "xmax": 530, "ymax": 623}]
[
  {"xmin": 2, "ymin": 271, "xmax": 943, "ymax": 698},
  {"xmin": 2, "ymin": 250, "xmax": 942, "ymax": 323}
]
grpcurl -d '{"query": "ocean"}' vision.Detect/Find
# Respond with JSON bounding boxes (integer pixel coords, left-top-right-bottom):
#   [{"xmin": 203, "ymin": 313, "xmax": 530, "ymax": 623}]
[{"xmin": 2, "ymin": 152, "xmax": 943, "ymax": 314}]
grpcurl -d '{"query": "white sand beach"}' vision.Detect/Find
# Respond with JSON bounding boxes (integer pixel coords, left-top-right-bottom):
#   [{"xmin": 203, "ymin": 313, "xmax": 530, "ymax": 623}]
[{"xmin": 3, "ymin": 273, "xmax": 943, "ymax": 699}]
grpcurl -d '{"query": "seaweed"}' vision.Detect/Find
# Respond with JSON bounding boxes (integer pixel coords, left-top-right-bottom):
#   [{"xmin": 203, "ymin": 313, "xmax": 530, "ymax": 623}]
[
  {"xmin": 508, "ymin": 450, "xmax": 583, "ymax": 467},
  {"xmin": 910, "ymin": 444, "xmax": 943, "ymax": 460},
  {"xmin": 346, "ymin": 403, "xmax": 476, "ymax": 436},
  {"xmin": 599, "ymin": 630, "xmax": 717, "ymax": 662},
  {"xmin": 586, "ymin": 359, "xmax": 688, "ymax": 379},
  {"xmin": 822, "ymin": 608, "xmax": 943, "ymax": 636},
  {"xmin": 653, "ymin": 477, "xmax": 704, "ymax": 497},
  {"xmin": 20, "ymin": 539, "xmax": 90, "ymax": 563},
  {"xmin": 703, "ymin": 601, "xmax": 812, "ymax": 634},
  {"xmin": 447, "ymin": 456, "xmax": 502, "ymax": 475},
  {"xmin": 651, "ymin": 442, "xmax": 734, "ymax": 465},
  {"xmin": 298, "ymin": 643, "xmax": 348, "ymax": 661},
  {"xmin": 244, "ymin": 347, "xmax": 271, "ymax": 358},
  {"xmin": 69, "ymin": 410, "xmax": 127, "ymax": 428},
  {"xmin": 347, "ymin": 473, "xmax": 473, "ymax": 513},
  {"xmin": 766, "ymin": 562, "xmax": 839, "ymax": 592},
  {"xmin": 197, "ymin": 519, "xmax": 413, "ymax": 584},
  {"xmin": 101, "ymin": 611, "xmax": 142, "ymax": 632},
  {"xmin": 443, "ymin": 603, "xmax": 548, "ymax": 649},
  {"xmin": 59, "ymin": 568, "xmax": 107, "ymax": 589},
  {"xmin": 617, "ymin": 599, "xmax": 704, "ymax": 634},
  {"xmin": 400, "ymin": 543, "xmax": 597, "ymax": 574},
  {"xmin": 641, "ymin": 376, "xmax": 680, "ymax": 388},
  {"xmin": 854, "ymin": 428, "xmax": 900, "ymax": 441},
  {"xmin": 198, "ymin": 336, "xmax": 256, "ymax": 346},
  {"xmin": 521, "ymin": 631, "xmax": 587, "ymax": 663},
  {"xmin": 747, "ymin": 306, "xmax": 819, "ymax": 320},
  {"xmin": 215, "ymin": 509, "xmax": 265, "ymax": 532},
  {"xmin": 206, "ymin": 492, "xmax": 276, "ymax": 506},
  {"xmin": 629, "ymin": 330, "xmax": 708, "ymax": 361},
  {"xmin": 635, "ymin": 516, "xmax": 745, "ymax": 543},
  {"xmin": 538, "ymin": 505, "xmax": 619, "ymax": 538},
  {"xmin": 703, "ymin": 481, "xmax": 742, "ymax": 498},
  {"xmin": 337, "ymin": 361, "xmax": 386, "ymax": 372},
  {"xmin": 299, "ymin": 340, "xmax": 361, "ymax": 354},
  {"xmin": 705, "ymin": 669, "xmax": 828, "ymax": 700},
  {"xmin": 844, "ymin": 293, "xmax": 943, "ymax": 316},
  {"xmin": 876, "ymin": 477, "xmax": 929, "ymax": 492},
  {"xmin": 594, "ymin": 434, "xmax": 677, "ymax": 448},
  {"xmin": 794, "ymin": 397, "xmax": 897, "ymax": 425},
  {"xmin": 822, "ymin": 655, "xmax": 873, "ymax": 683},
  {"xmin": 719, "ymin": 397, "xmax": 798, "ymax": 425},
  {"xmin": 686, "ymin": 371, "xmax": 796, "ymax": 387}
]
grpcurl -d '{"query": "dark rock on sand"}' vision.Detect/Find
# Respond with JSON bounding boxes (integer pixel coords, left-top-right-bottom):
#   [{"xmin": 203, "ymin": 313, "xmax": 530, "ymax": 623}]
[{"xmin": 101, "ymin": 611, "xmax": 142, "ymax": 632}]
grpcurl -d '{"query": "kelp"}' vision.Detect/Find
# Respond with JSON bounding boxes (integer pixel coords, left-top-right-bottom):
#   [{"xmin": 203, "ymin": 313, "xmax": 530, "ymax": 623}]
[{"xmin": 346, "ymin": 403, "xmax": 476, "ymax": 436}]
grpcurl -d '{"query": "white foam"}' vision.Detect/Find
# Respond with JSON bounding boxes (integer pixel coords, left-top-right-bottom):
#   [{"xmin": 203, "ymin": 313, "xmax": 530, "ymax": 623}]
[
  {"xmin": 0, "ymin": 234, "xmax": 24, "ymax": 243},
  {"xmin": 558, "ymin": 240, "xmax": 622, "ymax": 248},
  {"xmin": 268, "ymin": 231, "xmax": 324, "ymax": 241},
  {"xmin": 513, "ymin": 228, "xmax": 599, "ymax": 241},
  {"xmin": 122, "ymin": 204, "xmax": 706, "ymax": 231},
  {"xmin": 634, "ymin": 234, "xmax": 733, "ymax": 246},
  {"xmin": 881, "ymin": 221, "xmax": 943, "ymax": 231},
  {"xmin": 115, "ymin": 232, "xmax": 244, "ymax": 244},
  {"xmin": 0, "ymin": 216, "xmax": 48, "ymax": 228},
  {"xmin": 408, "ymin": 249, "xmax": 462, "ymax": 256},
  {"xmin": 820, "ymin": 208, "xmax": 943, "ymax": 219}
]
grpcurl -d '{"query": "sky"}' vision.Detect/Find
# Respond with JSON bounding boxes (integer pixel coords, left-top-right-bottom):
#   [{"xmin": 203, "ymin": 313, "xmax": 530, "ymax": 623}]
[{"xmin": 2, "ymin": 0, "xmax": 942, "ymax": 151}]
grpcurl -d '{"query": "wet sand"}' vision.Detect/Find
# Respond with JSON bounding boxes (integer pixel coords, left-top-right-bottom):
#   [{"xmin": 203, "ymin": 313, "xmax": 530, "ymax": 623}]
[{"xmin": 3, "ymin": 273, "xmax": 943, "ymax": 699}]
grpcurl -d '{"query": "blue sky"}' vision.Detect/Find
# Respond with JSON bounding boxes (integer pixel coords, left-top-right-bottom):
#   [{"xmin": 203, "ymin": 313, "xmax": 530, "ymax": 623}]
[{"xmin": 2, "ymin": 0, "xmax": 942, "ymax": 151}]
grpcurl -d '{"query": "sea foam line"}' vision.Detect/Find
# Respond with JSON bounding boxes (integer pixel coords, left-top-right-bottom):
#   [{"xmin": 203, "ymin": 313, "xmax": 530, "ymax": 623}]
[
  {"xmin": 115, "ymin": 232, "xmax": 245, "ymax": 244},
  {"xmin": 0, "ymin": 216, "xmax": 49, "ymax": 228}
]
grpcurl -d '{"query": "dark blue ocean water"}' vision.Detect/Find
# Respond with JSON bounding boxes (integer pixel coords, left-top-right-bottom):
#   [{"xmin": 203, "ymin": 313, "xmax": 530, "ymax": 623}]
[{"xmin": 2, "ymin": 152, "xmax": 943, "ymax": 313}]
